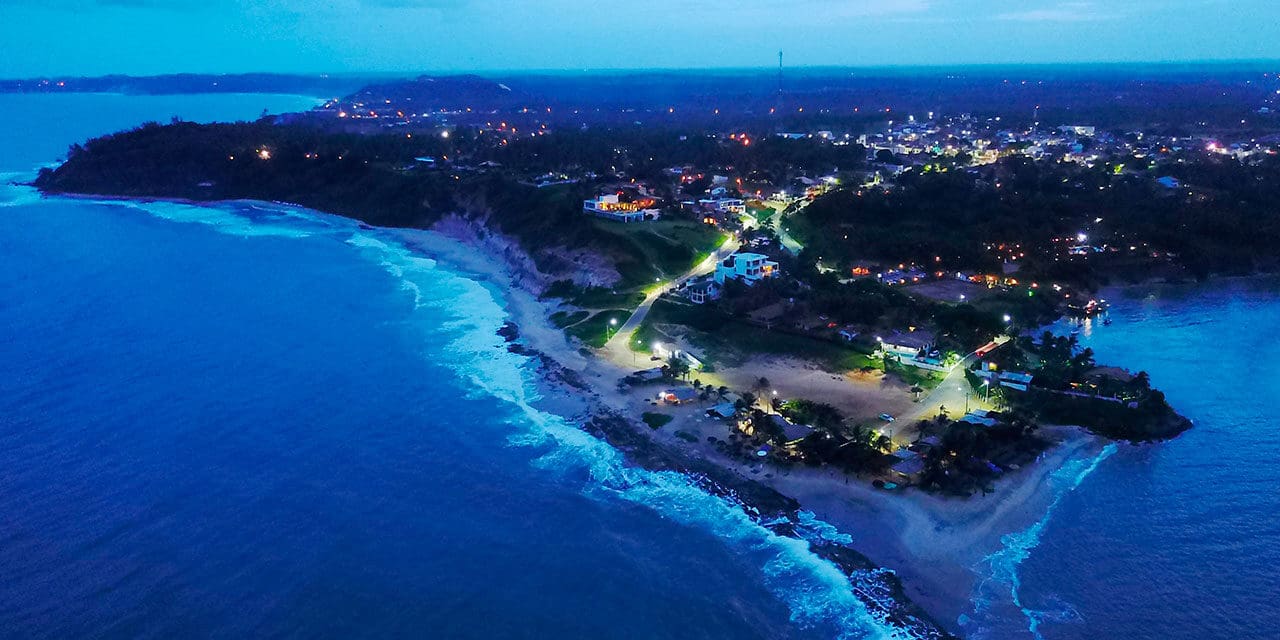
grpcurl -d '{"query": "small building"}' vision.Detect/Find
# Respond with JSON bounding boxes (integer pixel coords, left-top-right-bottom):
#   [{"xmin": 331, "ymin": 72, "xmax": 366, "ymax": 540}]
[
  {"xmin": 657, "ymin": 387, "xmax": 699, "ymax": 405},
  {"xmin": 959, "ymin": 410, "xmax": 999, "ymax": 427},
  {"xmin": 685, "ymin": 280, "xmax": 720, "ymax": 304},
  {"xmin": 632, "ymin": 367, "xmax": 666, "ymax": 382},
  {"xmin": 698, "ymin": 198, "xmax": 746, "ymax": 215},
  {"xmin": 1156, "ymin": 176, "xmax": 1182, "ymax": 189},
  {"xmin": 706, "ymin": 403, "xmax": 737, "ymax": 419},
  {"xmin": 880, "ymin": 329, "xmax": 936, "ymax": 359},
  {"xmin": 891, "ymin": 448, "xmax": 919, "ymax": 462},
  {"xmin": 771, "ymin": 414, "xmax": 814, "ymax": 446},
  {"xmin": 998, "ymin": 371, "xmax": 1033, "ymax": 392},
  {"xmin": 714, "ymin": 252, "xmax": 779, "ymax": 285},
  {"xmin": 891, "ymin": 457, "xmax": 926, "ymax": 478}
]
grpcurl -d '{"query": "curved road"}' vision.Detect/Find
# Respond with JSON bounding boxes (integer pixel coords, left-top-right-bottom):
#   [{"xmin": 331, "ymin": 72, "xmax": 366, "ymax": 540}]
[{"xmin": 602, "ymin": 235, "xmax": 739, "ymax": 364}]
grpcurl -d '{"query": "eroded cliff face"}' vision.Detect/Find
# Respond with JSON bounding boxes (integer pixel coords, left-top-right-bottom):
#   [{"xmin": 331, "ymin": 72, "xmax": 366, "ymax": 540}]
[{"xmin": 432, "ymin": 209, "xmax": 623, "ymax": 291}]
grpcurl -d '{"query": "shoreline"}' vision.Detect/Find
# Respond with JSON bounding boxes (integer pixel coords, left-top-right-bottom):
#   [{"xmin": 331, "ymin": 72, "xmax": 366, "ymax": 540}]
[
  {"xmin": 384, "ymin": 218, "xmax": 1105, "ymax": 637},
  {"xmin": 45, "ymin": 190, "xmax": 1113, "ymax": 638}
]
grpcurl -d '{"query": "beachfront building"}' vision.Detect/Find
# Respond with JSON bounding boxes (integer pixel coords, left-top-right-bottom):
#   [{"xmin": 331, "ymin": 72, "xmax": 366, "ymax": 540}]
[
  {"xmin": 583, "ymin": 193, "xmax": 660, "ymax": 222},
  {"xmin": 772, "ymin": 414, "xmax": 813, "ymax": 448},
  {"xmin": 714, "ymin": 252, "xmax": 779, "ymax": 285}
]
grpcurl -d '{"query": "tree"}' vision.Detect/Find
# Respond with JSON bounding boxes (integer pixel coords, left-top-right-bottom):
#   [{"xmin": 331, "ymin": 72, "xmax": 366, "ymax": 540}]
[
  {"xmin": 752, "ymin": 377, "xmax": 772, "ymax": 404},
  {"xmin": 664, "ymin": 355, "xmax": 690, "ymax": 380}
]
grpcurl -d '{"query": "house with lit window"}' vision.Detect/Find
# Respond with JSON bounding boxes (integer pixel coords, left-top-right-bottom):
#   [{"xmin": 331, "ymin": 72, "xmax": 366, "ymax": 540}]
[
  {"xmin": 583, "ymin": 193, "xmax": 660, "ymax": 222},
  {"xmin": 714, "ymin": 252, "xmax": 779, "ymax": 285},
  {"xmin": 697, "ymin": 198, "xmax": 746, "ymax": 215}
]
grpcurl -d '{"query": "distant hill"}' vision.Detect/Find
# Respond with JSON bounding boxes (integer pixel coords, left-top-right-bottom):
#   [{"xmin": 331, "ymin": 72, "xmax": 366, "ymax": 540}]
[
  {"xmin": 344, "ymin": 74, "xmax": 526, "ymax": 110},
  {"xmin": 0, "ymin": 73, "xmax": 395, "ymax": 97},
  {"xmin": 321, "ymin": 63, "xmax": 1280, "ymax": 129}
]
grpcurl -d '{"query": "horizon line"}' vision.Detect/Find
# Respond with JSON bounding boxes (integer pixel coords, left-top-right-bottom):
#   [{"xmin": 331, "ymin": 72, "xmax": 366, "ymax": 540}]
[{"xmin": 5, "ymin": 58, "xmax": 1280, "ymax": 82}]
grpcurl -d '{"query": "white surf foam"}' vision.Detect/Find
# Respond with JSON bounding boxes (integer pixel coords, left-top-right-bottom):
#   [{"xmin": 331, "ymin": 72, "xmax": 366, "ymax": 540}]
[
  {"xmin": 0, "ymin": 180, "xmax": 42, "ymax": 208},
  {"xmin": 965, "ymin": 443, "xmax": 1118, "ymax": 639},
  {"xmin": 349, "ymin": 233, "xmax": 917, "ymax": 640},
  {"xmin": 116, "ymin": 199, "xmax": 320, "ymax": 239}
]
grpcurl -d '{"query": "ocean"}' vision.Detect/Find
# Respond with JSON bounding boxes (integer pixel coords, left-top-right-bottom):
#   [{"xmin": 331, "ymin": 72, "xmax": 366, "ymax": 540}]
[
  {"xmin": 961, "ymin": 282, "xmax": 1280, "ymax": 638},
  {"xmin": 2, "ymin": 92, "xmax": 1278, "ymax": 640}
]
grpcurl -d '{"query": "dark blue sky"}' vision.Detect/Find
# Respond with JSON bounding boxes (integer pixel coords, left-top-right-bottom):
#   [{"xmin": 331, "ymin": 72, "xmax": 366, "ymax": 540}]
[{"xmin": 2, "ymin": 0, "xmax": 1276, "ymax": 76}]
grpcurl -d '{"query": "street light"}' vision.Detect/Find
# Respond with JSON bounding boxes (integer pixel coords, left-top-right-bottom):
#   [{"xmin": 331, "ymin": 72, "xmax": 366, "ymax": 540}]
[
  {"xmin": 982, "ymin": 379, "xmax": 990, "ymax": 403},
  {"xmin": 606, "ymin": 317, "xmax": 618, "ymax": 340}
]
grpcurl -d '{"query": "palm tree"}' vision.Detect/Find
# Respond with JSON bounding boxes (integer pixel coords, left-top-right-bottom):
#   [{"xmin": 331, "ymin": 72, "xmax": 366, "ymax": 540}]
[
  {"xmin": 666, "ymin": 354, "xmax": 690, "ymax": 380},
  {"xmin": 754, "ymin": 377, "xmax": 771, "ymax": 395}
]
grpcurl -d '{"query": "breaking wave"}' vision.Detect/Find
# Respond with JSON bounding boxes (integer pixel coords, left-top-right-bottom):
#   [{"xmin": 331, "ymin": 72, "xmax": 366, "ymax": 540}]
[{"xmin": 962, "ymin": 443, "xmax": 1118, "ymax": 639}]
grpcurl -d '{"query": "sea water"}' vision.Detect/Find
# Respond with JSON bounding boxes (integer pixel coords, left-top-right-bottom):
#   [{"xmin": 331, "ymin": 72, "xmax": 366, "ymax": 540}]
[
  {"xmin": 962, "ymin": 282, "xmax": 1280, "ymax": 638},
  {"xmin": 0, "ymin": 94, "xmax": 901, "ymax": 638}
]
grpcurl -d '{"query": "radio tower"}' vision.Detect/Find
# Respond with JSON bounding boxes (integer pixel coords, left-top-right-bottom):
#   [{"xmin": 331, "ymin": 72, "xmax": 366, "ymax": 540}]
[{"xmin": 777, "ymin": 50, "xmax": 784, "ymax": 99}]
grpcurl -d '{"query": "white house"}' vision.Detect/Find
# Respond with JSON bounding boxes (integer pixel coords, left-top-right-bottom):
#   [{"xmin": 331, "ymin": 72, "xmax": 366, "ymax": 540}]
[
  {"xmin": 697, "ymin": 198, "xmax": 746, "ymax": 215},
  {"xmin": 879, "ymin": 330, "xmax": 935, "ymax": 359},
  {"xmin": 685, "ymin": 280, "xmax": 720, "ymax": 304},
  {"xmin": 583, "ymin": 194, "xmax": 659, "ymax": 222},
  {"xmin": 714, "ymin": 252, "xmax": 779, "ymax": 285}
]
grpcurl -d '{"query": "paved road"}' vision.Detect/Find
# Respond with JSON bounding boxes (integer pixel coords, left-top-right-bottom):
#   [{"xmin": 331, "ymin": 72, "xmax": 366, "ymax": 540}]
[
  {"xmin": 773, "ymin": 198, "xmax": 806, "ymax": 256},
  {"xmin": 902, "ymin": 337, "xmax": 1011, "ymax": 427},
  {"xmin": 601, "ymin": 235, "xmax": 740, "ymax": 364}
]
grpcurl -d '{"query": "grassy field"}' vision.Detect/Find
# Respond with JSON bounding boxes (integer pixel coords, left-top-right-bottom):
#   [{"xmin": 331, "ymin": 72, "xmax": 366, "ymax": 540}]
[
  {"xmin": 565, "ymin": 309, "xmax": 631, "ymax": 348},
  {"xmin": 885, "ymin": 359, "xmax": 946, "ymax": 391},
  {"xmin": 550, "ymin": 309, "xmax": 590, "ymax": 328},
  {"xmin": 902, "ymin": 279, "xmax": 1001, "ymax": 304},
  {"xmin": 592, "ymin": 219, "xmax": 726, "ymax": 286},
  {"xmin": 544, "ymin": 282, "xmax": 647, "ymax": 311},
  {"xmin": 631, "ymin": 299, "xmax": 879, "ymax": 373}
]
